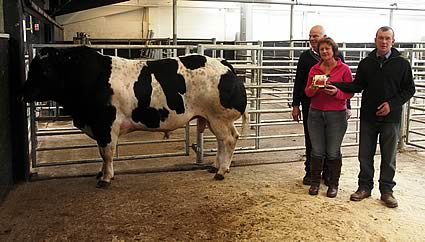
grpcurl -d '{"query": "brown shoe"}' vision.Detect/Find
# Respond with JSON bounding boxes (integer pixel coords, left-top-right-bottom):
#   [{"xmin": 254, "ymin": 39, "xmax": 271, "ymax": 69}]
[
  {"xmin": 309, "ymin": 184, "xmax": 320, "ymax": 195},
  {"xmin": 303, "ymin": 175, "xmax": 311, "ymax": 185},
  {"xmin": 327, "ymin": 185, "xmax": 338, "ymax": 198},
  {"xmin": 381, "ymin": 192, "xmax": 398, "ymax": 208},
  {"xmin": 350, "ymin": 189, "xmax": 371, "ymax": 201}
]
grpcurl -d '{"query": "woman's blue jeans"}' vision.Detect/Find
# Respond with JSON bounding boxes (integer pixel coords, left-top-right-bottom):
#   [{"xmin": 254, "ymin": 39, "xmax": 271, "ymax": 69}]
[{"xmin": 307, "ymin": 108, "xmax": 347, "ymax": 160}]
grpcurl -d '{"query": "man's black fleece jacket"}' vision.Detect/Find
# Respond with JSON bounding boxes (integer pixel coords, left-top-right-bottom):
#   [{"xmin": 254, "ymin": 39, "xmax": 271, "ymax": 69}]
[{"xmin": 333, "ymin": 48, "xmax": 415, "ymax": 123}]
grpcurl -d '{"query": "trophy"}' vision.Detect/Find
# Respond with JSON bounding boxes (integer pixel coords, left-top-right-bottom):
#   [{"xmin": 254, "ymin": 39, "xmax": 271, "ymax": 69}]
[{"xmin": 312, "ymin": 74, "xmax": 330, "ymax": 88}]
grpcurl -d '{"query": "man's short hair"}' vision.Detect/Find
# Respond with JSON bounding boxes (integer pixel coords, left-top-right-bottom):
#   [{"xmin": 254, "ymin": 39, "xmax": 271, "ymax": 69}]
[{"xmin": 376, "ymin": 26, "xmax": 395, "ymax": 39}]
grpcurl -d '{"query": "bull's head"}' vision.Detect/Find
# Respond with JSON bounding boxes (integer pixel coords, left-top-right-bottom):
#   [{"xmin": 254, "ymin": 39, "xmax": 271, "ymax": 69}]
[{"xmin": 22, "ymin": 47, "xmax": 65, "ymax": 102}]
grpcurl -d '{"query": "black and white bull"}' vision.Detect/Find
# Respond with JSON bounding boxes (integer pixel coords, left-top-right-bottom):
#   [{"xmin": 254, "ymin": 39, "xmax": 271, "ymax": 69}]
[{"xmin": 23, "ymin": 46, "xmax": 248, "ymax": 188}]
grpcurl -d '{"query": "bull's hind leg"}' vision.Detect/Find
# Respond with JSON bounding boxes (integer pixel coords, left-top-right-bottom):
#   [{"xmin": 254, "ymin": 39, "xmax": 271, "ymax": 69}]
[
  {"xmin": 208, "ymin": 120, "xmax": 240, "ymax": 180},
  {"xmin": 96, "ymin": 130, "xmax": 119, "ymax": 188}
]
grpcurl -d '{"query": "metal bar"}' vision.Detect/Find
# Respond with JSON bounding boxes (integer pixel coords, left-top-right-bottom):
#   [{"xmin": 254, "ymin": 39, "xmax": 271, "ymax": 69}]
[
  {"xmin": 195, "ymin": 119, "xmax": 204, "ymax": 164},
  {"xmin": 184, "ymin": 124, "xmax": 190, "ymax": 155},
  {"xmin": 32, "ymin": 44, "xmax": 192, "ymax": 50},
  {"xmin": 408, "ymin": 130, "xmax": 425, "ymax": 136},
  {"xmin": 185, "ymin": 0, "xmax": 425, "ymax": 11},
  {"xmin": 203, "ymin": 142, "xmax": 360, "ymax": 156},
  {"xmin": 405, "ymin": 142, "xmax": 425, "ymax": 150},
  {"xmin": 409, "ymin": 119, "xmax": 425, "ymax": 124},
  {"xmin": 30, "ymin": 103, "xmax": 37, "ymax": 168},
  {"xmin": 202, "ymin": 130, "xmax": 360, "ymax": 142},
  {"xmin": 34, "ymin": 152, "xmax": 188, "ymax": 168},
  {"xmin": 408, "ymin": 105, "xmax": 425, "ymax": 112},
  {"xmin": 36, "ymin": 138, "xmax": 186, "ymax": 152}
]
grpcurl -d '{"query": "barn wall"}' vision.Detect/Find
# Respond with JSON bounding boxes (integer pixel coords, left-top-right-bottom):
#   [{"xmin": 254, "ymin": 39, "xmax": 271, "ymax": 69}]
[
  {"xmin": 56, "ymin": 3, "xmax": 241, "ymax": 41},
  {"xmin": 0, "ymin": 34, "xmax": 13, "ymax": 200},
  {"xmin": 55, "ymin": 2, "xmax": 425, "ymax": 43},
  {"xmin": 56, "ymin": 6, "xmax": 147, "ymax": 41},
  {"xmin": 149, "ymin": 6, "xmax": 240, "ymax": 40}
]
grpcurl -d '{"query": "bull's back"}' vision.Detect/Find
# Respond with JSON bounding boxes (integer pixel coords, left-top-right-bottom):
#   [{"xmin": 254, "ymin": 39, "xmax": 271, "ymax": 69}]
[
  {"xmin": 112, "ymin": 55, "xmax": 246, "ymax": 132},
  {"xmin": 177, "ymin": 56, "xmax": 246, "ymax": 117}
]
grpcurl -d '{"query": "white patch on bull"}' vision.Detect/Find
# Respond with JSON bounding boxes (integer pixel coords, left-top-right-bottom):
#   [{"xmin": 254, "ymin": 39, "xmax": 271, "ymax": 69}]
[
  {"xmin": 109, "ymin": 57, "xmax": 143, "ymax": 112},
  {"xmin": 174, "ymin": 56, "xmax": 231, "ymax": 115},
  {"xmin": 108, "ymin": 57, "xmax": 146, "ymax": 133},
  {"xmin": 150, "ymin": 73, "xmax": 171, "ymax": 111}
]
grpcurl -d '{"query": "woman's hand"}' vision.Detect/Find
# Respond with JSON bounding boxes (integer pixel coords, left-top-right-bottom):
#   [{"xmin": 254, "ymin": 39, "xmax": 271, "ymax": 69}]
[
  {"xmin": 309, "ymin": 83, "xmax": 319, "ymax": 94},
  {"xmin": 322, "ymin": 84, "xmax": 337, "ymax": 96}
]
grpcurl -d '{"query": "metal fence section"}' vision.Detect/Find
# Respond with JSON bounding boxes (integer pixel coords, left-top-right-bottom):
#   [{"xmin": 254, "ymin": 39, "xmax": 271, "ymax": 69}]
[
  {"xmin": 405, "ymin": 48, "xmax": 425, "ymax": 149},
  {"xmin": 26, "ymin": 42, "xmax": 425, "ymax": 170},
  {"xmin": 28, "ymin": 44, "xmax": 193, "ymax": 168},
  {"xmin": 195, "ymin": 44, "xmax": 368, "ymax": 163}
]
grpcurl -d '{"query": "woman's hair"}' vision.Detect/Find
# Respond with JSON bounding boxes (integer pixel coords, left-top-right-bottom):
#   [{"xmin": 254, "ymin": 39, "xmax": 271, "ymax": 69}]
[{"xmin": 316, "ymin": 37, "xmax": 339, "ymax": 59}]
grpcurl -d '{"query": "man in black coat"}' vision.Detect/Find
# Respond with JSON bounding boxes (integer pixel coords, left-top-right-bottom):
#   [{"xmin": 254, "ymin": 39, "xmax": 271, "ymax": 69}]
[{"xmin": 333, "ymin": 26, "xmax": 415, "ymax": 208}]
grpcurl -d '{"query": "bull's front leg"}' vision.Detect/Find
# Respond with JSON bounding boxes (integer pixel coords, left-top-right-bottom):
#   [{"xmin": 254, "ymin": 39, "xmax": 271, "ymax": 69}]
[
  {"xmin": 96, "ymin": 144, "xmax": 115, "ymax": 188},
  {"xmin": 210, "ymin": 123, "xmax": 239, "ymax": 180},
  {"xmin": 96, "ymin": 130, "xmax": 119, "ymax": 188}
]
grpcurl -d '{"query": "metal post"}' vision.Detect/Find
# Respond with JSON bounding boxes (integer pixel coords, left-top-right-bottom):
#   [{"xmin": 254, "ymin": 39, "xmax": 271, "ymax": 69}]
[
  {"xmin": 399, "ymin": 49, "xmax": 414, "ymax": 150},
  {"xmin": 399, "ymin": 103, "xmax": 408, "ymax": 151},
  {"xmin": 289, "ymin": 2, "xmax": 294, "ymax": 41},
  {"xmin": 184, "ymin": 124, "xmax": 190, "ymax": 155},
  {"xmin": 173, "ymin": 0, "xmax": 177, "ymax": 57},
  {"xmin": 251, "ymin": 45, "xmax": 260, "ymax": 149},
  {"xmin": 195, "ymin": 120, "xmax": 204, "ymax": 163},
  {"xmin": 29, "ymin": 103, "xmax": 37, "ymax": 168},
  {"xmin": 196, "ymin": 44, "xmax": 205, "ymax": 163},
  {"xmin": 389, "ymin": 3, "xmax": 397, "ymax": 27}
]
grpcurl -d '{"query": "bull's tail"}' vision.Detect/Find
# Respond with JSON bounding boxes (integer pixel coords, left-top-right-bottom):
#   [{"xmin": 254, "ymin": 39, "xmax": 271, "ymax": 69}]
[{"xmin": 241, "ymin": 111, "xmax": 250, "ymax": 136}]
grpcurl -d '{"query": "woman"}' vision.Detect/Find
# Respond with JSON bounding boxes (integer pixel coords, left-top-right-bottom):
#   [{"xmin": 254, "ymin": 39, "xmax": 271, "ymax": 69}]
[{"xmin": 304, "ymin": 37, "xmax": 353, "ymax": 198}]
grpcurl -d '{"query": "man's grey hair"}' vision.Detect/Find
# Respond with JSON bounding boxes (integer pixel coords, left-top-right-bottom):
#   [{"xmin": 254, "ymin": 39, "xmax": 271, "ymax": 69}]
[{"xmin": 311, "ymin": 25, "xmax": 326, "ymax": 35}]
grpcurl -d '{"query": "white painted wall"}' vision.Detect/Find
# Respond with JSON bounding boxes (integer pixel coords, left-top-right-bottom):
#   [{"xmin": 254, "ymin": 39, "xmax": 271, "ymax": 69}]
[
  {"xmin": 56, "ymin": 5, "xmax": 146, "ymax": 40},
  {"xmin": 56, "ymin": 2, "xmax": 425, "ymax": 42},
  {"xmin": 149, "ymin": 5, "xmax": 240, "ymax": 40}
]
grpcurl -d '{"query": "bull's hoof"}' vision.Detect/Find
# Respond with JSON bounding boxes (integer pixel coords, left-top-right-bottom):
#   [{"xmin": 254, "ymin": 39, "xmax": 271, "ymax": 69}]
[
  {"xmin": 96, "ymin": 172, "xmax": 103, "ymax": 180},
  {"xmin": 207, "ymin": 166, "xmax": 218, "ymax": 173},
  {"xmin": 214, "ymin": 173, "xmax": 225, "ymax": 180},
  {"xmin": 96, "ymin": 172, "xmax": 114, "ymax": 180},
  {"xmin": 96, "ymin": 180, "xmax": 111, "ymax": 188}
]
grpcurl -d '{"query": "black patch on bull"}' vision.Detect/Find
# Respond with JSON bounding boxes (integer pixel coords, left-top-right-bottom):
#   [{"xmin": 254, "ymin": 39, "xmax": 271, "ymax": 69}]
[
  {"xmin": 132, "ymin": 58, "xmax": 185, "ymax": 128},
  {"xmin": 218, "ymin": 71, "xmax": 247, "ymax": 115},
  {"xmin": 63, "ymin": 47, "xmax": 116, "ymax": 147},
  {"xmin": 179, "ymin": 55, "xmax": 207, "ymax": 70},
  {"xmin": 24, "ymin": 46, "xmax": 117, "ymax": 147}
]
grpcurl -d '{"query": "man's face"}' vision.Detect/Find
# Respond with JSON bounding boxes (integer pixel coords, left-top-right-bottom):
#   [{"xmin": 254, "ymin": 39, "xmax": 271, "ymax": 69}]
[
  {"xmin": 375, "ymin": 29, "xmax": 394, "ymax": 56},
  {"xmin": 309, "ymin": 28, "xmax": 324, "ymax": 50}
]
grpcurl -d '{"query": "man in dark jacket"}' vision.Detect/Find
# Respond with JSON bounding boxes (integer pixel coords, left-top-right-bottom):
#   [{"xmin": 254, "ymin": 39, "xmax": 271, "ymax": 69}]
[
  {"xmin": 333, "ymin": 26, "xmax": 415, "ymax": 208},
  {"xmin": 292, "ymin": 25, "xmax": 349, "ymax": 185}
]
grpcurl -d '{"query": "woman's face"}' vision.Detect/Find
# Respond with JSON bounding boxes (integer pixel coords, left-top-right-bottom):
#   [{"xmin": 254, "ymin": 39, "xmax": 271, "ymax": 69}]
[{"xmin": 319, "ymin": 43, "xmax": 334, "ymax": 61}]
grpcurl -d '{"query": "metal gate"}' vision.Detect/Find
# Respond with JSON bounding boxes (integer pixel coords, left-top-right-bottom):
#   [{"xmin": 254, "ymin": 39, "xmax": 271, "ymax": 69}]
[
  {"xmin": 26, "ymin": 42, "xmax": 425, "ymax": 173},
  {"xmin": 406, "ymin": 48, "xmax": 425, "ymax": 149},
  {"xmin": 27, "ymin": 44, "xmax": 193, "ymax": 169}
]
